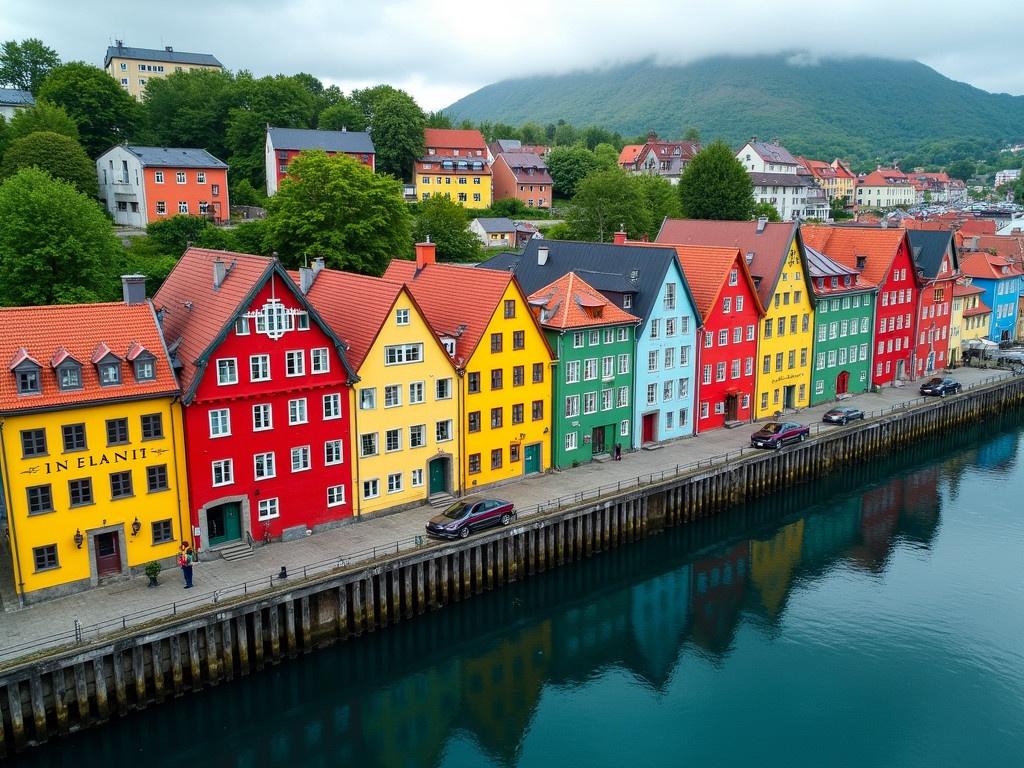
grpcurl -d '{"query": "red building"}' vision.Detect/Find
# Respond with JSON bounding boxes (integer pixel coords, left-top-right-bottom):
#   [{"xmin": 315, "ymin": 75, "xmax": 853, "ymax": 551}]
[
  {"xmin": 907, "ymin": 230, "xmax": 958, "ymax": 376},
  {"xmin": 667, "ymin": 244, "xmax": 763, "ymax": 432},
  {"xmin": 803, "ymin": 227, "xmax": 920, "ymax": 386},
  {"xmin": 265, "ymin": 126, "xmax": 375, "ymax": 196},
  {"xmin": 154, "ymin": 248, "xmax": 358, "ymax": 555}
]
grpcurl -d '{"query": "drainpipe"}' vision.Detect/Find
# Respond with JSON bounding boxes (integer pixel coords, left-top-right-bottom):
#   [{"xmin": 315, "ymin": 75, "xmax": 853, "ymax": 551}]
[
  {"xmin": 169, "ymin": 397, "xmax": 187, "ymax": 553},
  {"xmin": 456, "ymin": 368, "xmax": 466, "ymax": 497},
  {"xmin": 0, "ymin": 422, "xmax": 27, "ymax": 608},
  {"xmin": 351, "ymin": 389, "xmax": 362, "ymax": 518}
]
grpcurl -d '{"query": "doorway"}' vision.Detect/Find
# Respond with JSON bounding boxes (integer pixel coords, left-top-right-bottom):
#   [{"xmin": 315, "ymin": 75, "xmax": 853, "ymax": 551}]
[
  {"xmin": 524, "ymin": 443, "xmax": 541, "ymax": 475},
  {"xmin": 725, "ymin": 394, "xmax": 739, "ymax": 422},
  {"xmin": 836, "ymin": 370, "xmax": 849, "ymax": 395},
  {"xmin": 896, "ymin": 360, "xmax": 906, "ymax": 382},
  {"xmin": 591, "ymin": 426, "xmax": 607, "ymax": 455},
  {"xmin": 94, "ymin": 532, "xmax": 122, "ymax": 577},
  {"xmin": 783, "ymin": 385, "xmax": 795, "ymax": 410},
  {"xmin": 428, "ymin": 456, "xmax": 449, "ymax": 495},
  {"xmin": 207, "ymin": 502, "xmax": 242, "ymax": 547},
  {"xmin": 926, "ymin": 351, "xmax": 935, "ymax": 373},
  {"xmin": 642, "ymin": 413, "xmax": 657, "ymax": 444}
]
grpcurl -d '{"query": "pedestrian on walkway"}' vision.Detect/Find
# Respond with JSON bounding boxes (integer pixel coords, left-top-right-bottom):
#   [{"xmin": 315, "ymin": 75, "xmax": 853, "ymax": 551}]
[
  {"xmin": 614, "ymin": 443, "xmax": 622, "ymax": 461},
  {"xmin": 179, "ymin": 542, "xmax": 195, "ymax": 589}
]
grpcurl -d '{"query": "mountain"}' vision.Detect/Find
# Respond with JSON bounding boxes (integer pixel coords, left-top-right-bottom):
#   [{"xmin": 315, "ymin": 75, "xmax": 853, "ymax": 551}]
[{"xmin": 446, "ymin": 55, "xmax": 1024, "ymax": 163}]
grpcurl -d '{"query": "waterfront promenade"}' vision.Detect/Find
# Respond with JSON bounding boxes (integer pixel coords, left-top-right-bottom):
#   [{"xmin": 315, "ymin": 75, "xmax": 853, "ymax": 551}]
[{"xmin": 0, "ymin": 366, "xmax": 1010, "ymax": 661}]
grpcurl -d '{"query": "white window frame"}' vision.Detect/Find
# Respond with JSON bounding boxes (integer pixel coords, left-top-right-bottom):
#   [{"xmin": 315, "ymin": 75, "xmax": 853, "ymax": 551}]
[
  {"xmin": 249, "ymin": 354, "xmax": 270, "ymax": 382},
  {"xmin": 327, "ymin": 485, "xmax": 346, "ymax": 507},
  {"xmin": 409, "ymin": 381, "xmax": 425, "ymax": 404},
  {"xmin": 257, "ymin": 498, "xmax": 280, "ymax": 521},
  {"xmin": 324, "ymin": 439, "xmax": 344, "ymax": 466},
  {"xmin": 311, "ymin": 347, "xmax": 330, "ymax": 374},
  {"xmin": 288, "ymin": 398, "xmax": 308, "ymax": 425},
  {"xmin": 253, "ymin": 403, "xmax": 273, "ymax": 432},
  {"xmin": 211, "ymin": 459, "xmax": 233, "ymax": 487},
  {"xmin": 323, "ymin": 392, "xmax": 341, "ymax": 420},
  {"xmin": 216, "ymin": 358, "xmax": 238, "ymax": 385},
  {"xmin": 290, "ymin": 445, "xmax": 311, "ymax": 473},
  {"xmin": 285, "ymin": 350, "xmax": 306, "ymax": 377},
  {"xmin": 209, "ymin": 408, "xmax": 231, "ymax": 438},
  {"xmin": 254, "ymin": 451, "xmax": 276, "ymax": 480}
]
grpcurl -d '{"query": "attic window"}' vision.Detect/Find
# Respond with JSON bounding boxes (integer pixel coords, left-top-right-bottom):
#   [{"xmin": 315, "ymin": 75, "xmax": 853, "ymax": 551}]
[
  {"xmin": 57, "ymin": 362, "xmax": 83, "ymax": 391},
  {"xmin": 15, "ymin": 362, "xmax": 42, "ymax": 395},
  {"xmin": 99, "ymin": 361, "xmax": 121, "ymax": 386},
  {"xmin": 856, "ymin": 255, "xmax": 867, "ymax": 269},
  {"xmin": 831, "ymin": 276, "xmax": 838, "ymax": 288},
  {"xmin": 134, "ymin": 354, "xmax": 156, "ymax": 382},
  {"xmin": 843, "ymin": 276, "xmax": 852, "ymax": 287},
  {"xmin": 817, "ymin": 278, "xmax": 824, "ymax": 290}
]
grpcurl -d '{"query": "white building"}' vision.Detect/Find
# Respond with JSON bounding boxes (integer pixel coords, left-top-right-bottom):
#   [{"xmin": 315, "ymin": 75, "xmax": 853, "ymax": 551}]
[
  {"xmin": 736, "ymin": 139, "xmax": 829, "ymax": 220},
  {"xmin": 0, "ymin": 88, "xmax": 34, "ymax": 121},
  {"xmin": 995, "ymin": 168, "xmax": 1021, "ymax": 188},
  {"xmin": 855, "ymin": 170, "xmax": 917, "ymax": 209}
]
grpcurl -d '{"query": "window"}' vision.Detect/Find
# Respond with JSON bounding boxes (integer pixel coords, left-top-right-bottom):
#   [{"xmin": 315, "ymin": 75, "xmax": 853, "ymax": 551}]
[
  {"xmin": 151, "ymin": 519, "xmax": 173, "ymax": 544},
  {"xmin": 716, "ymin": 362, "xmax": 726, "ymax": 382},
  {"xmin": 504, "ymin": 299, "xmax": 516, "ymax": 319},
  {"xmin": 319, "ymin": 392, "xmax": 341, "ymax": 420},
  {"xmin": 469, "ymin": 454, "xmax": 481, "ymax": 474},
  {"xmin": 205, "ymin": 407, "xmax": 234, "ymax": 440},
  {"xmin": 384, "ymin": 343, "xmax": 423, "ymax": 365},
  {"xmin": 143, "ymin": 464, "xmax": 169, "ymax": 493},
  {"xmin": 285, "ymin": 350, "xmax": 305, "ymax": 377},
  {"xmin": 509, "ymin": 444, "xmax": 521, "ymax": 463},
  {"xmin": 205, "ymin": 459, "xmax": 234, "ymax": 490},
  {"xmin": 584, "ymin": 358, "xmax": 598, "ymax": 380},
  {"xmin": 61, "ymin": 423, "xmax": 86, "ymax": 452},
  {"xmin": 664, "ymin": 348, "xmax": 675, "ymax": 370},
  {"xmin": 384, "ymin": 384, "xmax": 401, "ymax": 408},
  {"xmin": 289, "ymin": 398, "xmax": 308, "ymax": 425},
  {"xmin": 324, "ymin": 439, "xmax": 344, "ymax": 465},
  {"xmin": 584, "ymin": 392, "xmax": 597, "ymax": 414},
  {"xmin": 512, "ymin": 403, "xmax": 524, "ymax": 424},
  {"xmin": 291, "ymin": 446, "xmax": 311, "ymax": 472},
  {"xmin": 566, "ymin": 361, "xmax": 581, "ymax": 383},
  {"xmin": 733, "ymin": 326, "xmax": 742, "ymax": 344},
  {"xmin": 155, "ymin": 201, "xmax": 167, "ymax": 216},
  {"xmin": 565, "ymin": 395, "xmax": 580, "ymax": 418},
  {"xmin": 57, "ymin": 363, "xmax": 82, "ymax": 391},
  {"xmin": 69, "ymin": 478, "xmax": 93, "ymax": 507},
  {"xmin": 387, "ymin": 473, "xmax": 403, "ymax": 494},
  {"xmin": 664, "ymin": 283, "xmax": 677, "ymax": 310},
  {"xmin": 363, "ymin": 479, "xmax": 380, "ymax": 499},
  {"xmin": 27, "ymin": 485, "xmax": 53, "ymax": 515},
  {"xmin": 155, "ymin": 171, "xmax": 164, "ymax": 184},
  {"xmin": 360, "ymin": 388, "xmax": 377, "ymax": 410},
  {"xmin": 728, "ymin": 269, "xmax": 738, "ymax": 286},
  {"xmin": 217, "ymin": 358, "xmax": 238, "ymax": 385},
  {"xmin": 662, "ymin": 380, "xmax": 673, "ymax": 401},
  {"xmin": 532, "ymin": 400, "xmax": 544, "ymax": 421},
  {"xmin": 513, "ymin": 330, "xmax": 525, "ymax": 350},
  {"xmin": 589, "ymin": 330, "xmax": 600, "ymax": 346},
  {"xmin": 436, "ymin": 378, "xmax": 452, "ymax": 399},
  {"xmin": 436, "ymin": 420, "xmax": 453, "ymax": 442},
  {"xmin": 134, "ymin": 357, "xmax": 156, "ymax": 382},
  {"xmin": 468, "ymin": 372, "xmax": 481, "ymax": 393},
  {"xmin": 747, "ymin": 324, "xmax": 756, "ymax": 341},
  {"xmin": 491, "ymin": 333, "xmax": 503, "ymax": 353},
  {"xmin": 618, "ymin": 354, "xmax": 629, "ymax": 374},
  {"xmin": 33, "ymin": 545, "xmax": 58, "ymax": 572},
  {"xmin": 513, "ymin": 365, "xmax": 525, "ymax": 387},
  {"xmin": 623, "ymin": 295, "xmax": 633, "ymax": 309},
  {"xmin": 197, "ymin": 171, "xmax": 206, "ymax": 184},
  {"xmin": 411, "ymin": 469, "xmax": 424, "ymax": 488},
  {"xmin": 736, "ymin": 296, "xmax": 744, "ymax": 312},
  {"xmin": 489, "ymin": 406, "xmax": 505, "ymax": 429},
  {"xmin": 573, "ymin": 331, "xmax": 585, "ymax": 348},
  {"xmin": 246, "ymin": 354, "xmax": 269, "ymax": 382},
  {"xmin": 258, "ymin": 498, "xmax": 280, "ymax": 520},
  {"xmin": 178, "ymin": 201, "xmax": 189, "ymax": 214},
  {"xmin": 404, "ymin": 381, "xmax": 424, "ymax": 405},
  {"xmin": 176, "ymin": 171, "xmax": 186, "ymax": 184},
  {"xmin": 764, "ymin": 319, "xmax": 773, "ymax": 339},
  {"xmin": 311, "ymin": 348, "xmax": 330, "ymax": 374},
  {"xmin": 99, "ymin": 361, "xmax": 121, "ymax": 386},
  {"xmin": 491, "ymin": 369, "xmax": 503, "ymax": 389}
]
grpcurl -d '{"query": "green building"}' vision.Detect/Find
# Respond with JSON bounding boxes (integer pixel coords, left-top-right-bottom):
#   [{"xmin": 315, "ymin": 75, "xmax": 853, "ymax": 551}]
[
  {"xmin": 805, "ymin": 242, "xmax": 877, "ymax": 404},
  {"xmin": 529, "ymin": 272, "xmax": 640, "ymax": 468}
]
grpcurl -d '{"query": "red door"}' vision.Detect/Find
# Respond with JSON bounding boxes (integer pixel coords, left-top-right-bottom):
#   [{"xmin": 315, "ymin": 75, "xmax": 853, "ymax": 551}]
[
  {"xmin": 94, "ymin": 532, "xmax": 121, "ymax": 577},
  {"xmin": 837, "ymin": 371, "xmax": 849, "ymax": 395},
  {"xmin": 642, "ymin": 413, "xmax": 657, "ymax": 444}
]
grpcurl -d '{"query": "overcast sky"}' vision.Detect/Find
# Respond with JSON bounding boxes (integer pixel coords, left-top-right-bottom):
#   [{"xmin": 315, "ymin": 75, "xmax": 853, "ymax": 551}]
[{"xmin": 5, "ymin": 0, "xmax": 1024, "ymax": 110}]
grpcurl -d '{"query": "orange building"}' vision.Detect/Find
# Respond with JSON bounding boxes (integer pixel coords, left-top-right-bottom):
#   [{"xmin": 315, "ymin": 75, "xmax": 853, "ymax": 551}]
[{"xmin": 491, "ymin": 152, "xmax": 553, "ymax": 208}]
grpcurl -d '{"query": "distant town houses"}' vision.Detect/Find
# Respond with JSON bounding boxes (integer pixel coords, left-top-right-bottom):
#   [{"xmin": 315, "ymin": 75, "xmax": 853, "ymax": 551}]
[
  {"xmin": 736, "ymin": 138, "xmax": 830, "ymax": 221},
  {"xmin": 487, "ymin": 139, "xmax": 550, "ymax": 162},
  {"xmin": 265, "ymin": 126, "xmax": 376, "ymax": 196},
  {"xmin": 855, "ymin": 167, "xmax": 917, "ymax": 210},
  {"xmin": 104, "ymin": 41, "xmax": 223, "ymax": 101},
  {"xmin": 795, "ymin": 157, "xmax": 856, "ymax": 205},
  {"xmin": 470, "ymin": 217, "xmax": 541, "ymax": 249},
  {"xmin": 490, "ymin": 151, "xmax": 553, "ymax": 209},
  {"xmin": 416, "ymin": 128, "xmax": 492, "ymax": 209},
  {"xmin": 96, "ymin": 145, "xmax": 230, "ymax": 227},
  {"xmin": 995, "ymin": 168, "xmax": 1021, "ymax": 188},
  {"xmin": 0, "ymin": 87, "xmax": 34, "ymax": 121},
  {"xmin": 619, "ymin": 131, "xmax": 700, "ymax": 185}
]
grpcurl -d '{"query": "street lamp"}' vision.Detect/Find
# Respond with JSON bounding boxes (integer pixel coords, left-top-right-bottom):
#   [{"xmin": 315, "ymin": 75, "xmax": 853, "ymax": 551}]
[{"xmin": 74, "ymin": 529, "xmax": 84, "ymax": 549}]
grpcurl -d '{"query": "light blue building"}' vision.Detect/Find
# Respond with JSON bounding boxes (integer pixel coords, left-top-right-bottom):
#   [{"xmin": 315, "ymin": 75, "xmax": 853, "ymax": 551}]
[{"xmin": 960, "ymin": 250, "xmax": 1022, "ymax": 343}]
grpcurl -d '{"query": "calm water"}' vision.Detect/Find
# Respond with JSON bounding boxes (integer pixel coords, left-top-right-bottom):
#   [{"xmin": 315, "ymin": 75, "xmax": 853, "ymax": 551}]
[{"xmin": 20, "ymin": 416, "xmax": 1024, "ymax": 768}]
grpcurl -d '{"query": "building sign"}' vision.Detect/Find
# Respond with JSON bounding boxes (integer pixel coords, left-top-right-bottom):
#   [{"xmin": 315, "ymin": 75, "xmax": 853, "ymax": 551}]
[{"xmin": 21, "ymin": 447, "xmax": 168, "ymax": 476}]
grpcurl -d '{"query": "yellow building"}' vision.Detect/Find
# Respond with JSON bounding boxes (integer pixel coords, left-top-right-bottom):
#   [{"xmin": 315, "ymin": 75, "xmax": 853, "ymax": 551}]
[
  {"xmin": 750, "ymin": 519, "xmax": 805, "ymax": 619},
  {"xmin": 386, "ymin": 245, "xmax": 554, "ymax": 490},
  {"xmin": 0, "ymin": 292, "xmax": 189, "ymax": 604},
  {"xmin": 953, "ymin": 281, "xmax": 992, "ymax": 362},
  {"xmin": 300, "ymin": 260, "xmax": 461, "ymax": 514},
  {"xmin": 104, "ymin": 41, "xmax": 223, "ymax": 101},
  {"xmin": 414, "ymin": 128, "xmax": 493, "ymax": 209}
]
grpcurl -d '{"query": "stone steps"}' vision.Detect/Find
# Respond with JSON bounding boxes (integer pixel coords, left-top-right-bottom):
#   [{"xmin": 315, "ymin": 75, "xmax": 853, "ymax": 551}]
[
  {"xmin": 218, "ymin": 542, "xmax": 254, "ymax": 562},
  {"xmin": 428, "ymin": 493, "xmax": 457, "ymax": 508}
]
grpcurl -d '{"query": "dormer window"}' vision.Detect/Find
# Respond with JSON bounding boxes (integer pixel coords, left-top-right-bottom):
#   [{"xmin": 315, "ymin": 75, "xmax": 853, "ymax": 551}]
[
  {"xmin": 57, "ymin": 362, "xmax": 83, "ymax": 391},
  {"xmin": 134, "ymin": 355, "xmax": 156, "ymax": 382},
  {"xmin": 844, "ymin": 276, "xmax": 852, "ymax": 287},
  {"xmin": 831, "ymin": 276, "xmax": 838, "ymax": 288},
  {"xmin": 15, "ymin": 363, "xmax": 41, "ymax": 395},
  {"xmin": 99, "ymin": 361, "xmax": 121, "ymax": 385},
  {"xmin": 817, "ymin": 278, "xmax": 824, "ymax": 289}
]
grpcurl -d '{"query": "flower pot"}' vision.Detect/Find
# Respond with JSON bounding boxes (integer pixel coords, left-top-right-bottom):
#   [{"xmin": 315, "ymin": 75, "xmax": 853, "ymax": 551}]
[{"xmin": 147, "ymin": 575, "xmax": 159, "ymax": 587}]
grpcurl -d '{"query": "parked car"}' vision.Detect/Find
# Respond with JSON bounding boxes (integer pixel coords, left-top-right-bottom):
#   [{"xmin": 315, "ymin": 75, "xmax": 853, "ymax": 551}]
[
  {"xmin": 425, "ymin": 497, "xmax": 516, "ymax": 539},
  {"xmin": 750, "ymin": 422, "xmax": 811, "ymax": 450},
  {"xmin": 823, "ymin": 406, "xmax": 865, "ymax": 425},
  {"xmin": 919, "ymin": 377, "xmax": 962, "ymax": 397}
]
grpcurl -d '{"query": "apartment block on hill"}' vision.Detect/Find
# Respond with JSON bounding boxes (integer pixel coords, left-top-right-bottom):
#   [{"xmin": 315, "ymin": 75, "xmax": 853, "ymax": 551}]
[{"xmin": 104, "ymin": 41, "xmax": 223, "ymax": 100}]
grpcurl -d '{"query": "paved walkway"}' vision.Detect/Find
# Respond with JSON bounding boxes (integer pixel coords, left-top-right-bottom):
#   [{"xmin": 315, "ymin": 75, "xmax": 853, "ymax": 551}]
[{"xmin": 0, "ymin": 367, "xmax": 1010, "ymax": 661}]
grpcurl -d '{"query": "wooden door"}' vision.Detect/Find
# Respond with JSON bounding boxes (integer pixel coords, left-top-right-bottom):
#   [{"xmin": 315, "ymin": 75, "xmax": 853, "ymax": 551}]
[
  {"xmin": 725, "ymin": 395, "xmax": 739, "ymax": 422},
  {"xmin": 591, "ymin": 426, "xmax": 606, "ymax": 454},
  {"xmin": 836, "ymin": 371, "xmax": 849, "ymax": 395},
  {"xmin": 642, "ymin": 413, "xmax": 657, "ymax": 443},
  {"xmin": 94, "ymin": 532, "xmax": 121, "ymax": 577},
  {"xmin": 524, "ymin": 444, "xmax": 541, "ymax": 475}
]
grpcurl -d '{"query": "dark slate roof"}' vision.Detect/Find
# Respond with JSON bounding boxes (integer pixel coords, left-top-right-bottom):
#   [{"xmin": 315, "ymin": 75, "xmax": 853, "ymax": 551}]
[
  {"xmin": 750, "ymin": 171, "xmax": 814, "ymax": 187},
  {"xmin": 266, "ymin": 127, "xmax": 375, "ymax": 154},
  {"xmin": 804, "ymin": 245, "xmax": 860, "ymax": 278},
  {"xmin": 750, "ymin": 141, "xmax": 797, "ymax": 165},
  {"xmin": 475, "ymin": 217, "xmax": 515, "ymax": 233},
  {"xmin": 478, "ymin": 239, "xmax": 699, "ymax": 328},
  {"xmin": 0, "ymin": 88, "xmax": 34, "ymax": 107},
  {"xmin": 124, "ymin": 146, "xmax": 227, "ymax": 169},
  {"xmin": 907, "ymin": 229, "xmax": 956, "ymax": 279},
  {"xmin": 104, "ymin": 45, "xmax": 222, "ymax": 68}
]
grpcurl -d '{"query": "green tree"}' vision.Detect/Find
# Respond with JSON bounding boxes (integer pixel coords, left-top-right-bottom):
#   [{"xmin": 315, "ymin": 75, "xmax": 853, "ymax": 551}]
[
  {"xmin": 946, "ymin": 159, "xmax": 976, "ymax": 182},
  {"xmin": 519, "ymin": 122, "xmax": 545, "ymax": 145},
  {"xmin": 146, "ymin": 215, "xmax": 215, "ymax": 254},
  {"xmin": 7, "ymin": 99, "xmax": 78, "ymax": 141},
  {"xmin": 546, "ymin": 145, "xmax": 600, "ymax": 198},
  {"xmin": 553, "ymin": 123, "xmax": 578, "ymax": 147},
  {"xmin": 318, "ymin": 99, "xmax": 366, "ymax": 132},
  {"xmin": 265, "ymin": 151, "xmax": 411, "ymax": 275},
  {"xmin": 678, "ymin": 140, "xmax": 754, "ymax": 220},
  {"xmin": 0, "ymin": 38, "xmax": 60, "ymax": 94},
  {"xmin": 425, "ymin": 110, "xmax": 453, "ymax": 129},
  {"xmin": 142, "ymin": 70, "xmax": 239, "ymax": 160},
  {"xmin": 230, "ymin": 178, "xmax": 266, "ymax": 208},
  {"xmin": 683, "ymin": 126, "xmax": 701, "ymax": 143},
  {"xmin": 1, "ymin": 131, "xmax": 97, "ymax": 196},
  {"xmin": 364, "ymin": 90, "xmax": 425, "ymax": 179},
  {"xmin": 38, "ymin": 62, "xmax": 139, "ymax": 157},
  {"xmin": 635, "ymin": 174, "xmax": 682, "ymax": 238},
  {"xmin": 593, "ymin": 142, "xmax": 619, "ymax": 169},
  {"xmin": 751, "ymin": 201, "xmax": 781, "ymax": 222},
  {"xmin": 0, "ymin": 167, "xmax": 121, "ymax": 305},
  {"xmin": 489, "ymin": 197, "xmax": 531, "ymax": 218},
  {"xmin": 566, "ymin": 169, "xmax": 650, "ymax": 243},
  {"xmin": 412, "ymin": 196, "xmax": 481, "ymax": 262}
]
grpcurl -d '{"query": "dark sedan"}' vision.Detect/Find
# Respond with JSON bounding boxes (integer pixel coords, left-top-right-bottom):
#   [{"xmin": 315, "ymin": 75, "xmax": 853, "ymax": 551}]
[
  {"xmin": 919, "ymin": 377, "xmax": 962, "ymax": 397},
  {"xmin": 823, "ymin": 406, "xmax": 865, "ymax": 425},
  {"xmin": 425, "ymin": 497, "xmax": 516, "ymax": 540},
  {"xmin": 750, "ymin": 421, "xmax": 811, "ymax": 450}
]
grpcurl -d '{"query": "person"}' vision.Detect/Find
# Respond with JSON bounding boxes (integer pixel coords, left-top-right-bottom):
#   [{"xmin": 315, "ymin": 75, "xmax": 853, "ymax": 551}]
[
  {"xmin": 614, "ymin": 443, "xmax": 622, "ymax": 461},
  {"xmin": 179, "ymin": 542, "xmax": 195, "ymax": 589}
]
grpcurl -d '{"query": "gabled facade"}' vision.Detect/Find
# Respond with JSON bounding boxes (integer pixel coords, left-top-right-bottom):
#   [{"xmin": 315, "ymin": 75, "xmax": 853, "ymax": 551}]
[
  {"xmin": 621, "ymin": 132, "xmax": 700, "ymax": 184},
  {"xmin": 265, "ymin": 126, "xmax": 375, "ymax": 196},
  {"xmin": 480, "ymin": 239, "xmax": 700, "ymax": 446},
  {"xmin": 386, "ymin": 246, "xmax": 553, "ymax": 490},
  {"xmin": 657, "ymin": 219, "xmax": 813, "ymax": 417},
  {"xmin": 908, "ymin": 230, "xmax": 959, "ymax": 376},
  {"xmin": 300, "ymin": 258, "xmax": 460, "ymax": 513},
  {"xmin": 0, "ymin": 87, "xmax": 34, "ymax": 121},
  {"xmin": 491, "ymin": 152, "xmax": 552, "ymax": 208},
  {"xmin": 96, "ymin": 145, "xmax": 229, "ymax": 227},
  {"xmin": 856, "ymin": 169, "xmax": 916, "ymax": 209},
  {"xmin": 415, "ymin": 128, "xmax": 492, "ymax": 209},
  {"xmin": 104, "ymin": 42, "xmax": 223, "ymax": 100},
  {"xmin": 804, "ymin": 244, "xmax": 876, "ymax": 404},
  {"xmin": 0, "ymin": 287, "xmax": 189, "ymax": 604},
  {"xmin": 950, "ymin": 282, "xmax": 990, "ymax": 364},
  {"xmin": 802, "ymin": 227, "xmax": 919, "ymax": 386},
  {"xmin": 154, "ymin": 249, "xmax": 358, "ymax": 553},
  {"xmin": 796, "ymin": 156, "xmax": 855, "ymax": 204},
  {"xmin": 529, "ymin": 273, "xmax": 640, "ymax": 468},
  {"xmin": 958, "ymin": 250, "xmax": 1023, "ymax": 342},
  {"xmin": 471, "ymin": 217, "xmax": 517, "ymax": 248}
]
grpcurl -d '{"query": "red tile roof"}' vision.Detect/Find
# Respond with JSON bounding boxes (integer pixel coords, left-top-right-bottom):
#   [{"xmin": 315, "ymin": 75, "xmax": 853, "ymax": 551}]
[
  {"xmin": 618, "ymin": 144, "xmax": 643, "ymax": 166},
  {"xmin": 859, "ymin": 170, "xmax": 911, "ymax": 187},
  {"xmin": 952, "ymin": 283, "xmax": 984, "ymax": 297},
  {"xmin": 638, "ymin": 241, "xmax": 759, "ymax": 320},
  {"xmin": 0, "ymin": 302, "xmax": 178, "ymax": 413},
  {"xmin": 528, "ymin": 273, "xmax": 640, "ymax": 330},
  {"xmin": 655, "ymin": 219, "xmax": 797, "ymax": 307},
  {"xmin": 955, "ymin": 232, "xmax": 1024, "ymax": 265},
  {"xmin": 424, "ymin": 128, "xmax": 487, "ymax": 151},
  {"xmin": 959, "ymin": 251, "xmax": 1024, "ymax": 280},
  {"xmin": 962, "ymin": 301, "xmax": 992, "ymax": 318},
  {"xmin": 800, "ymin": 226, "xmax": 908, "ymax": 288}
]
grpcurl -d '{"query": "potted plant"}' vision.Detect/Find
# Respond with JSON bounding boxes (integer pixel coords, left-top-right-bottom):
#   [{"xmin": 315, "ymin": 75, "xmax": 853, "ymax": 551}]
[{"xmin": 144, "ymin": 561, "xmax": 162, "ymax": 587}]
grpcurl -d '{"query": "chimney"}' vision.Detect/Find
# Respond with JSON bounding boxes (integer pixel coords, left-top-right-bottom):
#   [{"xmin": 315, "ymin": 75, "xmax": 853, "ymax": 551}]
[
  {"xmin": 299, "ymin": 266, "xmax": 315, "ymax": 294},
  {"xmin": 165, "ymin": 45, "xmax": 173, "ymax": 52},
  {"xmin": 415, "ymin": 239, "xmax": 436, "ymax": 269},
  {"xmin": 756, "ymin": 216, "xmax": 768, "ymax": 233},
  {"xmin": 613, "ymin": 230, "xmax": 627, "ymax": 245},
  {"xmin": 313, "ymin": 257, "xmax": 325, "ymax": 275},
  {"xmin": 647, "ymin": 130, "xmax": 657, "ymax": 143},
  {"xmin": 213, "ymin": 258, "xmax": 227, "ymax": 289},
  {"xmin": 341, "ymin": 126, "xmax": 347, "ymax": 132},
  {"xmin": 969, "ymin": 236, "xmax": 980, "ymax": 251},
  {"xmin": 115, "ymin": 39, "xmax": 123, "ymax": 49},
  {"xmin": 537, "ymin": 246, "xmax": 549, "ymax": 266},
  {"xmin": 121, "ymin": 274, "xmax": 147, "ymax": 305}
]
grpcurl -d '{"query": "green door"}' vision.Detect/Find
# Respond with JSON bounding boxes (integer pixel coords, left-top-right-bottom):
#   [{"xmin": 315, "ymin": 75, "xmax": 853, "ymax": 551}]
[
  {"xmin": 208, "ymin": 502, "xmax": 242, "ymax": 546},
  {"xmin": 429, "ymin": 458, "xmax": 447, "ymax": 494},
  {"xmin": 524, "ymin": 444, "xmax": 541, "ymax": 475}
]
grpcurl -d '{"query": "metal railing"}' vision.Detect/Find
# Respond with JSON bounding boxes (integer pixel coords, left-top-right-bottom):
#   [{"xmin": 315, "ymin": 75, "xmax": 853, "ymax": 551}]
[{"xmin": 0, "ymin": 371, "xmax": 1015, "ymax": 665}]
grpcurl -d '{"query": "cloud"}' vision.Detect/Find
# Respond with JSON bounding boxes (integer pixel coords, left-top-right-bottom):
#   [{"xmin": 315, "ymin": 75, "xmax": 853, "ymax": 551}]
[{"xmin": 5, "ymin": 0, "xmax": 1024, "ymax": 110}]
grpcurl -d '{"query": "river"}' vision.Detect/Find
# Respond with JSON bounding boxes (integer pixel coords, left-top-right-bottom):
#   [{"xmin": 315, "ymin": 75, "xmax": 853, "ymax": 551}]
[{"xmin": 19, "ymin": 414, "xmax": 1024, "ymax": 767}]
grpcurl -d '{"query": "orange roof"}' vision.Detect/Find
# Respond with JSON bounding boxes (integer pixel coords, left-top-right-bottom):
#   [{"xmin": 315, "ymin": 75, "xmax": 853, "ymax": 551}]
[
  {"xmin": 800, "ymin": 226, "xmax": 908, "ymax": 288},
  {"xmin": 958, "ymin": 220, "xmax": 998, "ymax": 236},
  {"xmin": 0, "ymin": 301, "xmax": 178, "ymax": 413},
  {"xmin": 962, "ymin": 301, "xmax": 992, "ymax": 318},
  {"xmin": 528, "ymin": 273, "xmax": 640, "ymax": 330},
  {"xmin": 959, "ymin": 251, "xmax": 1024, "ymax": 280},
  {"xmin": 859, "ymin": 170, "xmax": 910, "ymax": 187},
  {"xmin": 952, "ymin": 283, "xmax": 984, "ymax": 297},
  {"xmin": 639, "ymin": 241, "xmax": 761, "ymax": 320},
  {"xmin": 618, "ymin": 144, "xmax": 643, "ymax": 165},
  {"xmin": 424, "ymin": 128, "xmax": 487, "ymax": 151}
]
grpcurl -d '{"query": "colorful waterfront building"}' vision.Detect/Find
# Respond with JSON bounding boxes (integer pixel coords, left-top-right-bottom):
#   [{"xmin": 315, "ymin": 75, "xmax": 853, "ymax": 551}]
[
  {"xmin": 951, "ymin": 281, "xmax": 991, "ymax": 363},
  {"xmin": 528, "ymin": 272, "xmax": 640, "ymax": 468},
  {"xmin": 0, "ymin": 285, "xmax": 189, "ymax": 604},
  {"xmin": 415, "ymin": 129, "xmax": 492, "ymax": 209},
  {"xmin": 908, "ymin": 230, "xmax": 959, "ymax": 376},
  {"xmin": 804, "ymin": 243, "xmax": 876, "ymax": 404},
  {"xmin": 386, "ymin": 245, "xmax": 553, "ymax": 490},
  {"xmin": 802, "ymin": 227, "xmax": 920, "ymax": 386},
  {"xmin": 657, "ymin": 219, "xmax": 814, "ymax": 418},
  {"xmin": 299, "ymin": 256, "xmax": 461, "ymax": 512},
  {"xmin": 958, "ymin": 250, "xmax": 1023, "ymax": 343},
  {"xmin": 154, "ymin": 248, "xmax": 358, "ymax": 554},
  {"xmin": 480, "ymin": 239, "xmax": 700, "ymax": 447}
]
